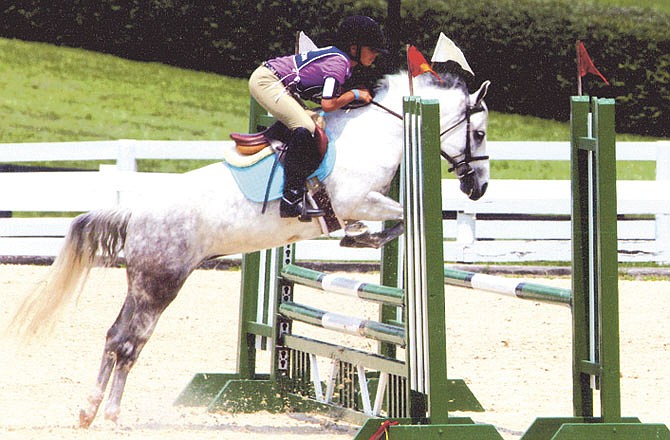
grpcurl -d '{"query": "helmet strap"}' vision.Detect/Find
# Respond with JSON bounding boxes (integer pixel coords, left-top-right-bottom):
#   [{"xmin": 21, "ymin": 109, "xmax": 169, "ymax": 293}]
[{"xmin": 349, "ymin": 44, "xmax": 361, "ymax": 63}]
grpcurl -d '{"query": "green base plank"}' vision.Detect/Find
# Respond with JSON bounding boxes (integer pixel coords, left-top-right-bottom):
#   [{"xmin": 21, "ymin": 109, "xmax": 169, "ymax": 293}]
[
  {"xmin": 388, "ymin": 424, "xmax": 504, "ymax": 439},
  {"xmin": 205, "ymin": 378, "xmax": 373, "ymax": 425},
  {"xmin": 207, "ymin": 379, "xmax": 287, "ymax": 413},
  {"xmin": 175, "ymin": 373, "xmax": 245, "ymax": 407},
  {"xmin": 361, "ymin": 377, "xmax": 482, "ymax": 414},
  {"xmin": 175, "ymin": 373, "xmax": 483, "ymax": 414},
  {"xmin": 355, "ymin": 417, "xmax": 504, "ymax": 439},
  {"xmin": 446, "ymin": 378, "xmax": 485, "ymax": 412},
  {"xmin": 554, "ymin": 423, "xmax": 670, "ymax": 439},
  {"xmin": 522, "ymin": 417, "xmax": 670, "ymax": 440}
]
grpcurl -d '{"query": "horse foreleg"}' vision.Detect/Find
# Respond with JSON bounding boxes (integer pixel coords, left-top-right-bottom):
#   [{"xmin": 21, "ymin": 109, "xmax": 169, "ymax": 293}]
[
  {"xmin": 338, "ymin": 191, "xmax": 405, "ymax": 249},
  {"xmin": 349, "ymin": 191, "xmax": 403, "ymax": 221},
  {"xmin": 340, "ymin": 221, "xmax": 404, "ymax": 249}
]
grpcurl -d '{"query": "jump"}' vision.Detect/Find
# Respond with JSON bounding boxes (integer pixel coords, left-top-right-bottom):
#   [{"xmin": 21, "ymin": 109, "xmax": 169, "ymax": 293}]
[{"xmin": 7, "ymin": 70, "xmax": 490, "ymax": 427}]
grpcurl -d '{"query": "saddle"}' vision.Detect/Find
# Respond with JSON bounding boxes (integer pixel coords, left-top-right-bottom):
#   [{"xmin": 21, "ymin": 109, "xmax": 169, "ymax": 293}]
[
  {"xmin": 230, "ymin": 124, "xmax": 329, "ymax": 160},
  {"xmin": 225, "ymin": 124, "xmax": 341, "ymax": 234}
]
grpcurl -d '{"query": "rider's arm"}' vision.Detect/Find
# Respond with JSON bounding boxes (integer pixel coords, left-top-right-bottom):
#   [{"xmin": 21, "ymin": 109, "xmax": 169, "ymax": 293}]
[{"xmin": 321, "ymin": 89, "xmax": 373, "ymax": 112}]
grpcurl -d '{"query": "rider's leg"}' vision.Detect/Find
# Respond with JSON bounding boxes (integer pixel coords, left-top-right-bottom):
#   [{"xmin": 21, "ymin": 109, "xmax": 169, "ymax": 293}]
[
  {"xmin": 280, "ymin": 127, "xmax": 324, "ymax": 219},
  {"xmin": 249, "ymin": 66, "xmax": 317, "ymax": 132},
  {"xmin": 249, "ymin": 65, "xmax": 324, "ymax": 220}
]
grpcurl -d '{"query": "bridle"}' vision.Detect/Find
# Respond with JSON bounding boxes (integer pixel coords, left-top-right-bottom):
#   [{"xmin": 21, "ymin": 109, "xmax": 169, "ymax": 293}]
[
  {"xmin": 438, "ymin": 95, "xmax": 489, "ymax": 179},
  {"xmin": 371, "ymin": 94, "xmax": 488, "ymax": 180}
]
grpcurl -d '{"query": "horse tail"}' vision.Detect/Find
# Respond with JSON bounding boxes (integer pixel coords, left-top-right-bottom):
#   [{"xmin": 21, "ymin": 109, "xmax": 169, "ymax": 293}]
[{"xmin": 7, "ymin": 209, "xmax": 131, "ymax": 342}]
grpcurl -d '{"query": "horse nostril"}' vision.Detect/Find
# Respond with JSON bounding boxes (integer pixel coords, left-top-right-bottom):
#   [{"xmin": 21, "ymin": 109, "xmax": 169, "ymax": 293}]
[{"xmin": 464, "ymin": 180, "xmax": 487, "ymax": 201}]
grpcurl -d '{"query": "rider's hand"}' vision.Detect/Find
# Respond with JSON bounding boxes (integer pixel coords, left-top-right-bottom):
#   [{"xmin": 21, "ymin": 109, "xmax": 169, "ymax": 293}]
[
  {"xmin": 351, "ymin": 89, "xmax": 373, "ymax": 103},
  {"xmin": 321, "ymin": 89, "xmax": 373, "ymax": 112}
]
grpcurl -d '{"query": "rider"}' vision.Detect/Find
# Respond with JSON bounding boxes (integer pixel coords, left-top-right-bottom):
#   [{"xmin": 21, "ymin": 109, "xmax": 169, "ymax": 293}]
[{"xmin": 248, "ymin": 15, "xmax": 387, "ymax": 220}]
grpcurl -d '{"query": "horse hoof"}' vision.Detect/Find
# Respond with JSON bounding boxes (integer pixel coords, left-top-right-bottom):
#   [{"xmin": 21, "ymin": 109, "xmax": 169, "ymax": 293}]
[
  {"xmin": 344, "ymin": 221, "xmax": 368, "ymax": 237},
  {"xmin": 339, "ymin": 233, "xmax": 382, "ymax": 249},
  {"xmin": 79, "ymin": 409, "xmax": 94, "ymax": 429},
  {"xmin": 104, "ymin": 408, "xmax": 120, "ymax": 425}
]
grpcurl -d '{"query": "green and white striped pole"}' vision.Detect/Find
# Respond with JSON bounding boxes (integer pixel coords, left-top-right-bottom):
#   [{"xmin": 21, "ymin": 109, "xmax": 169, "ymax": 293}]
[{"xmin": 443, "ymin": 267, "xmax": 571, "ymax": 306}]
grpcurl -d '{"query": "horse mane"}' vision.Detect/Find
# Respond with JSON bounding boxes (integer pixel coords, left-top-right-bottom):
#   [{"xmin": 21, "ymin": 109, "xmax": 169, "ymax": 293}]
[
  {"xmin": 374, "ymin": 71, "xmax": 468, "ymax": 110},
  {"xmin": 324, "ymin": 71, "xmax": 469, "ymax": 143}
]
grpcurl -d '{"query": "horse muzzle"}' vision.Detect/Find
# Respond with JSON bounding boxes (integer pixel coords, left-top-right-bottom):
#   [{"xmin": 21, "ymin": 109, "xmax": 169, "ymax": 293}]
[{"xmin": 460, "ymin": 174, "xmax": 487, "ymax": 201}]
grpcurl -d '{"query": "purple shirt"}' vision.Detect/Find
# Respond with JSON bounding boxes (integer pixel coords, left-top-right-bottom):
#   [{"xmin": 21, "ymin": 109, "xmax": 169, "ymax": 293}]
[{"xmin": 266, "ymin": 46, "xmax": 352, "ymax": 98}]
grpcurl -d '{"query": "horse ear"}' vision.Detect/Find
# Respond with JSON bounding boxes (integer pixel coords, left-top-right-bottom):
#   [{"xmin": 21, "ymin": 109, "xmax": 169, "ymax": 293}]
[{"xmin": 471, "ymin": 80, "xmax": 490, "ymax": 106}]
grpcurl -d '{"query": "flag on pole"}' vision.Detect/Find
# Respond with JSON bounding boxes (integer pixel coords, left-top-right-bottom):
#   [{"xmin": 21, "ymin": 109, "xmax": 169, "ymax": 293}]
[
  {"xmin": 297, "ymin": 31, "xmax": 318, "ymax": 53},
  {"xmin": 431, "ymin": 32, "xmax": 474, "ymax": 76},
  {"xmin": 407, "ymin": 45, "xmax": 442, "ymax": 80},
  {"xmin": 576, "ymin": 40, "xmax": 609, "ymax": 85}
]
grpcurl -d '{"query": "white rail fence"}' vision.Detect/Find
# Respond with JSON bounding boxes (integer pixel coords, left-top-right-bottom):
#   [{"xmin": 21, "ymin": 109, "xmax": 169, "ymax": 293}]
[{"xmin": 0, "ymin": 140, "xmax": 668, "ymax": 263}]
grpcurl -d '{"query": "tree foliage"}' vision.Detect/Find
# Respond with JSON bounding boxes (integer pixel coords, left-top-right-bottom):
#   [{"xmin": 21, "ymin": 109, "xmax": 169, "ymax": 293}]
[{"xmin": 1, "ymin": 0, "xmax": 668, "ymax": 135}]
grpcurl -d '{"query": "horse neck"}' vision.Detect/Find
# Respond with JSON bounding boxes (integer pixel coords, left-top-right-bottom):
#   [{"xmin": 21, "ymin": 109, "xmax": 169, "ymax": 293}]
[
  {"xmin": 378, "ymin": 73, "xmax": 467, "ymax": 118},
  {"xmin": 325, "ymin": 74, "xmax": 466, "ymax": 174},
  {"xmin": 324, "ymin": 103, "xmax": 403, "ymax": 183}
]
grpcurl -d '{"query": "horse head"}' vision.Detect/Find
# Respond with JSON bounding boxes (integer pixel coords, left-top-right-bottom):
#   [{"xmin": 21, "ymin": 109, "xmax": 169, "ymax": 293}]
[{"xmin": 435, "ymin": 78, "xmax": 490, "ymax": 201}]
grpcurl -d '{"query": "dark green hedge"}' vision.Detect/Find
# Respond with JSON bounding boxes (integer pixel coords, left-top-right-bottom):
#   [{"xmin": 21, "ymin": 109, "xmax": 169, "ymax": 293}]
[
  {"xmin": 0, "ymin": 0, "xmax": 354, "ymax": 76},
  {"xmin": 402, "ymin": 0, "xmax": 670, "ymax": 136},
  {"xmin": 1, "ymin": 0, "xmax": 668, "ymax": 136}
]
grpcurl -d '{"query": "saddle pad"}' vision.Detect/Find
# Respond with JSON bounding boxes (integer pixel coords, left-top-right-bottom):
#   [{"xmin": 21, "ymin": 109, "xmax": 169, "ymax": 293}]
[
  {"xmin": 221, "ymin": 142, "xmax": 275, "ymax": 167},
  {"xmin": 224, "ymin": 136, "xmax": 336, "ymax": 203}
]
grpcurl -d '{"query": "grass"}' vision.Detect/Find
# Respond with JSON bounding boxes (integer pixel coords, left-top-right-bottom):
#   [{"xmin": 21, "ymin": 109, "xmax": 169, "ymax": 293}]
[
  {"xmin": 0, "ymin": 37, "xmax": 665, "ymax": 180},
  {"xmin": 0, "ymin": 38, "xmax": 249, "ymax": 143},
  {"xmin": 587, "ymin": 0, "xmax": 670, "ymax": 11}
]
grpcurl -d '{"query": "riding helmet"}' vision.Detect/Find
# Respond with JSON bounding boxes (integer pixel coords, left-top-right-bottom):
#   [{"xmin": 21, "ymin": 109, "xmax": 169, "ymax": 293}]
[{"xmin": 336, "ymin": 15, "xmax": 388, "ymax": 54}]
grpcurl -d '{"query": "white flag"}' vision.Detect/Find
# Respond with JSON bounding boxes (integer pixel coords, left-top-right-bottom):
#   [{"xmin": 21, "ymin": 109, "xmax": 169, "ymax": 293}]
[
  {"xmin": 431, "ymin": 32, "xmax": 474, "ymax": 76},
  {"xmin": 298, "ymin": 31, "xmax": 318, "ymax": 53}
]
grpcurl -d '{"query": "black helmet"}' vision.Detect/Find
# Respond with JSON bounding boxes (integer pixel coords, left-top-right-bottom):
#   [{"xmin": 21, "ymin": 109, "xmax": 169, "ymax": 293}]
[{"xmin": 336, "ymin": 15, "xmax": 388, "ymax": 54}]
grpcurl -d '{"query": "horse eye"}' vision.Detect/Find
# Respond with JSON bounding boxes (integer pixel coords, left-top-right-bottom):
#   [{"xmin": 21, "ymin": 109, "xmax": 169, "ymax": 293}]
[{"xmin": 473, "ymin": 130, "xmax": 486, "ymax": 141}]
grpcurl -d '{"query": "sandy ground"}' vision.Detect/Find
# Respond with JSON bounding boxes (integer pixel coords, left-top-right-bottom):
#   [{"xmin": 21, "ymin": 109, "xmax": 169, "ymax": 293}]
[{"xmin": 0, "ymin": 264, "xmax": 668, "ymax": 439}]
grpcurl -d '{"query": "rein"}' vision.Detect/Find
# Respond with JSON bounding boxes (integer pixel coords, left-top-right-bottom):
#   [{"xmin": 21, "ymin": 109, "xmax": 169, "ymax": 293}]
[{"xmin": 371, "ymin": 100, "xmax": 403, "ymax": 120}]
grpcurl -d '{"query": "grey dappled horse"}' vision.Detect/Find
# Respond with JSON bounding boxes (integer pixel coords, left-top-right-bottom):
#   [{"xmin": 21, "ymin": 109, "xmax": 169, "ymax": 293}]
[{"xmin": 9, "ymin": 72, "xmax": 490, "ymax": 427}]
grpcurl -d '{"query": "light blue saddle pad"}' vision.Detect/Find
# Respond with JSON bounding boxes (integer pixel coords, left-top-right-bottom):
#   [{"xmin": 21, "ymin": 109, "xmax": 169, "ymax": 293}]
[{"xmin": 224, "ymin": 137, "xmax": 336, "ymax": 203}]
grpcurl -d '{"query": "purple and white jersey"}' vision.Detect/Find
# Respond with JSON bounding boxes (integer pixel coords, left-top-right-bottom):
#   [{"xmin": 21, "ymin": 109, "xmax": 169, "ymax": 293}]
[{"xmin": 265, "ymin": 46, "xmax": 352, "ymax": 100}]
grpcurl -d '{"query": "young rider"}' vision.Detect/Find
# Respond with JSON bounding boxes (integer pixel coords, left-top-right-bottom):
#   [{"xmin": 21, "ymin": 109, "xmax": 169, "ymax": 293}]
[{"xmin": 248, "ymin": 15, "xmax": 387, "ymax": 220}]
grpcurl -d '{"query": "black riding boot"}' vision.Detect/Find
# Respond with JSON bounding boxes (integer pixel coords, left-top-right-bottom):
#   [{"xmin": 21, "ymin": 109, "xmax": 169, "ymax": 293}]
[{"xmin": 280, "ymin": 127, "xmax": 325, "ymax": 220}]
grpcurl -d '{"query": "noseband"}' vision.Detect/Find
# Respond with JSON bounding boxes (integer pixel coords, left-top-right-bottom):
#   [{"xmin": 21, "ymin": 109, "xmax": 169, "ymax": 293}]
[{"xmin": 439, "ymin": 97, "xmax": 489, "ymax": 179}]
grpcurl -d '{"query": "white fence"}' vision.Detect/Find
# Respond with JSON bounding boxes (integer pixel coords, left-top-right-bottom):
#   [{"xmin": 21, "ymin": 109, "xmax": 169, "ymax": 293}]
[{"xmin": 0, "ymin": 139, "xmax": 668, "ymax": 263}]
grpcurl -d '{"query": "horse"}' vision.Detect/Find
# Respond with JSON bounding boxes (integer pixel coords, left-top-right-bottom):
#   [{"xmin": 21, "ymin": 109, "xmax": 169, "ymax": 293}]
[{"xmin": 7, "ymin": 71, "xmax": 490, "ymax": 427}]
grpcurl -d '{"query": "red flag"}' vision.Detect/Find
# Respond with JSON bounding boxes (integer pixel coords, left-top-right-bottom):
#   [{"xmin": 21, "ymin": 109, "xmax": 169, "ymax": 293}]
[
  {"xmin": 407, "ymin": 45, "xmax": 441, "ymax": 80},
  {"xmin": 577, "ymin": 41, "xmax": 609, "ymax": 85}
]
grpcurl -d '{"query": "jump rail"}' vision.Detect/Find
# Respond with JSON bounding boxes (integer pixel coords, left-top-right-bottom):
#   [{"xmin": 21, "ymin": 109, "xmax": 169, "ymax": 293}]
[
  {"xmin": 280, "ymin": 264, "xmax": 404, "ymax": 306},
  {"xmin": 443, "ymin": 267, "xmax": 571, "ymax": 306},
  {"xmin": 277, "ymin": 301, "xmax": 406, "ymax": 346}
]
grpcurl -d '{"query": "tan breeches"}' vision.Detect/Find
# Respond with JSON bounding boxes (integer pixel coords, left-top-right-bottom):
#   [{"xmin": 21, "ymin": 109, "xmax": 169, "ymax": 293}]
[{"xmin": 248, "ymin": 65, "xmax": 316, "ymax": 134}]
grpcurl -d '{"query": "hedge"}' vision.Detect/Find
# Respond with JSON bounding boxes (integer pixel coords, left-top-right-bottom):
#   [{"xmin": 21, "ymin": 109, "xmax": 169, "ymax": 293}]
[
  {"xmin": 402, "ymin": 0, "xmax": 670, "ymax": 136},
  {"xmin": 1, "ymin": 0, "xmax": 668, "ymax": 136}
]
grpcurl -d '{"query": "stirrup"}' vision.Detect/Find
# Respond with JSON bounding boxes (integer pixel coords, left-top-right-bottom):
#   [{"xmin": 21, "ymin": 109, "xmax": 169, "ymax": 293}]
[{"xmin": 280, "ymin": 192, "xmax": 324, "ymax": 221}]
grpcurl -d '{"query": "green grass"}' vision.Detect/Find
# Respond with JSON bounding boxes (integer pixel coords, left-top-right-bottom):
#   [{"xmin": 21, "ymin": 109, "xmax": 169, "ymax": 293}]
[
  {"xmin": 0, "ymin": 37, "xmax": 665, "ymax": 179},
  {"xmin": 0, "ymin": 38, "xmax": 249, "ymax": 143},
  {"xmin": 585, "ymin": 0, "xmax": 670, "ymax": 12}
]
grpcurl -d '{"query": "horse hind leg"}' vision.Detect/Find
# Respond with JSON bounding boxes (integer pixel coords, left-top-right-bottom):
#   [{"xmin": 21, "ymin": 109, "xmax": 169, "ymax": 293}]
[
  {"xmin": 79, "ymin": 294, "xmax": 141, "ymax": 428},
  {"xmin": 80, "ymin": 268, "xmax": 186, "ymax": 427}
]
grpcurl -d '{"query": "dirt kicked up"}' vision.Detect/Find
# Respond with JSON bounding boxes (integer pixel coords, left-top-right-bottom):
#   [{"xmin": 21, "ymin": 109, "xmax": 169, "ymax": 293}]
[{"xmin": 1, "ymin": 264, "xmax": 668, "ymax": 439}]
